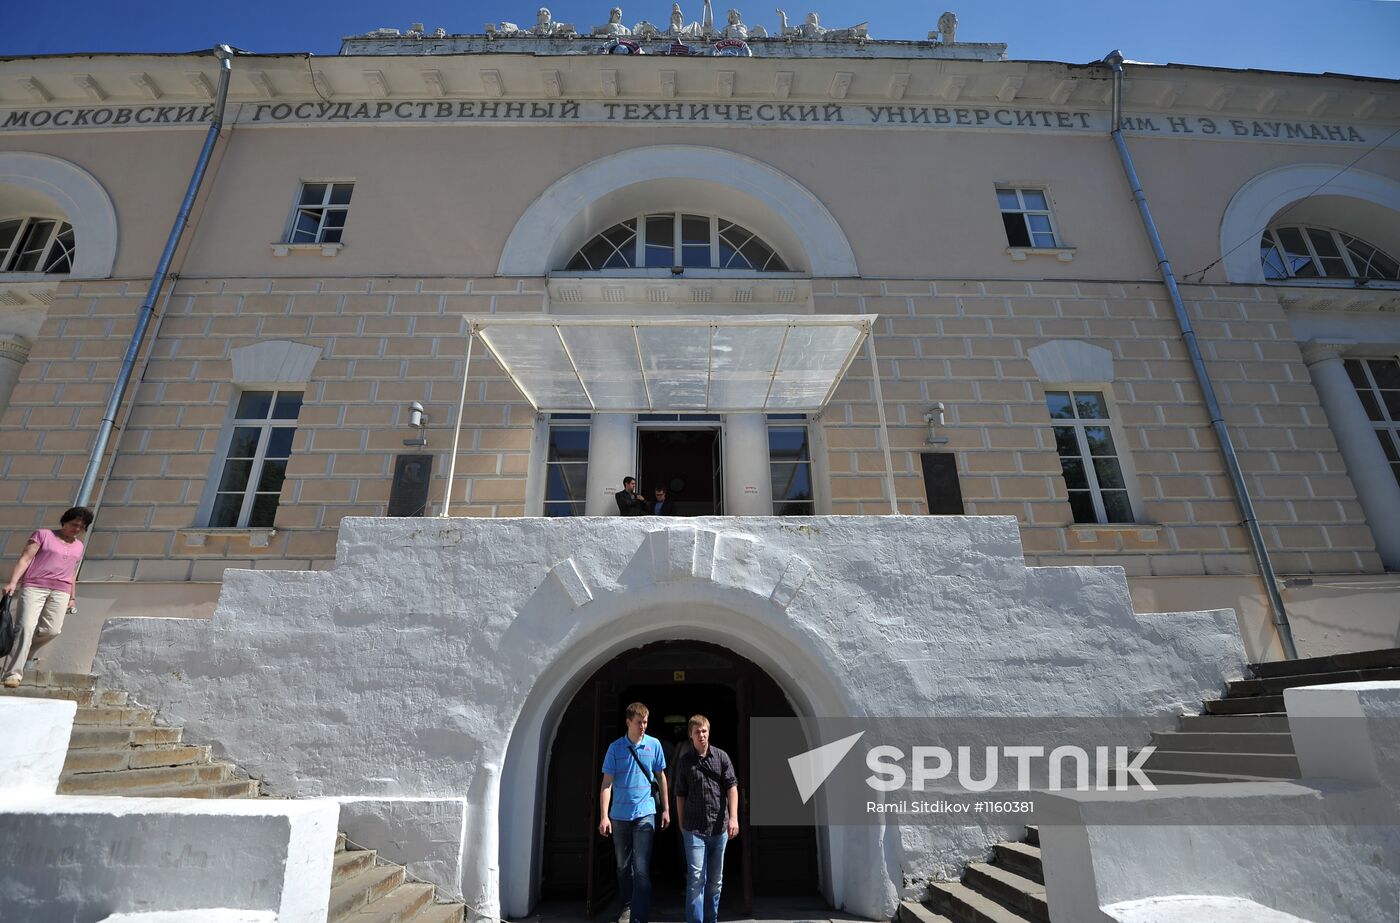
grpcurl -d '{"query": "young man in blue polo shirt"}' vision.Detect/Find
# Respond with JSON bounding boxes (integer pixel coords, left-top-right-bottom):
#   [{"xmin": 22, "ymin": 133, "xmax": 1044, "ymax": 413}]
[{"xmin": 599, "ymin": 702, "xmax": 670, "ymax": 923}]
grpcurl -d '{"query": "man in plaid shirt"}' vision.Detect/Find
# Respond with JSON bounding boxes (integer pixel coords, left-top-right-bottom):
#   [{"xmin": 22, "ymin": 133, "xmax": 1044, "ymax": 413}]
[{"xmin": 672, "ymin": 714, "xmax": 739, "ymax": 923}]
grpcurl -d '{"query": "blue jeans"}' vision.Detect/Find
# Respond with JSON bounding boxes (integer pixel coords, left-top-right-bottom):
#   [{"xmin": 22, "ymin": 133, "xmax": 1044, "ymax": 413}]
[
  {"xmin": 612, "ymin": 814, "xmax": 655, "ymax": 923},
  {"xmin": 683, "ymin": 829, "xmax": 729, "ymax": 923}
]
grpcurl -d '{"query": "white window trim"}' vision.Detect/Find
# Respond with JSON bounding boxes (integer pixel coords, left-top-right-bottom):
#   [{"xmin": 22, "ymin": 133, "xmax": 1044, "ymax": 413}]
[
  {"xmin": 198, "ymin": 389, "xmax": 304, "ymax": 530},
  {"xmin": 1040, "ymin": 383, "xmax": 1150, "ymax": 527},
  {"xmin": 995, "ymin": 185, "xmax": 1065, "ymax": 253},
  {"xmin": 543, "ymin": 415, "xmax": 591, "ymax": 517},
  {"xmin": 282, "ymin": 180, "xmax": 354, "ymax": 247},
  {"xmin": 270, "ymin": 241, "xmax": 344, "ymax": 258},
  {"xmin": 1262, "ymin": 224, "xmax": 1400, "ymax": 284},
  {"xmin": 767, "ymin": 415, "xmax": 816, "ymax": 515},
  {"xmin": 0, "ymin": 215, "xmax": 75, "ymax": 275},
  {"xmin": 568, "ymin": 211, "xmax": 791, "ymax": 274}
]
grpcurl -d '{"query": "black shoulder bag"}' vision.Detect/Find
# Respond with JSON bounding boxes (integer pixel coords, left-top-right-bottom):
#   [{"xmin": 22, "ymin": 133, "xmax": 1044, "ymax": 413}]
[
  {"xmin": 627, "ymin": 744, "xmax": 664, "ymax": 817},
  {"xmin": 0, "ymin": 593, "xmax": 16, "ymax": 659}
]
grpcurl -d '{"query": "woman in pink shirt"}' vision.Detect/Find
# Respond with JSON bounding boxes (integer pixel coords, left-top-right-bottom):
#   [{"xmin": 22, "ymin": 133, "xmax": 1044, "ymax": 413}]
[{"xmin": 2, "ymin": 506, "xmax": 93, "ymax": 687}]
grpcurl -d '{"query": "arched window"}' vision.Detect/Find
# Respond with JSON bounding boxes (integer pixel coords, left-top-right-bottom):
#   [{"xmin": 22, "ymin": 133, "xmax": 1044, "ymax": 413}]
[
  {"xmin": 0, "ymin": 216, "xmax": 75, "ymax": 274},
  {"xmin": 566, "ymin": 213, "xmax": 789, "ymax": 272},
  {"xmin": 1260, "ymin": 225, "xmax": 1400, "ymax": 282}
]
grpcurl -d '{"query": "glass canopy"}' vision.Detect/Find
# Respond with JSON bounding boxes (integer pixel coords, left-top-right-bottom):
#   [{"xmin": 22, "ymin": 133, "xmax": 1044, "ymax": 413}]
[{"xmin": 465, "ymin": 315, "xmax": 873, "ymax": 413}]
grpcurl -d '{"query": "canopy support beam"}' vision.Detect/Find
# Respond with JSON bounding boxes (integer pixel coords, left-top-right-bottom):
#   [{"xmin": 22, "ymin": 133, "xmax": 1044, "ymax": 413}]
[
  {"xmin": 441, "ymin": 328, "xmax": 476, "ymax": 517},
  {"xmin": 865, "ymin": 323, "xmax": 898, "ymax": 515}
]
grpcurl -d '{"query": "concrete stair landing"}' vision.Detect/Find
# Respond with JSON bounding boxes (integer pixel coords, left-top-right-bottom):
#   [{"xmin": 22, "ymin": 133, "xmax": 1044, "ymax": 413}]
[{"xmin": 2, "ymin": 669, "xmax": 466, "ymax": 922}]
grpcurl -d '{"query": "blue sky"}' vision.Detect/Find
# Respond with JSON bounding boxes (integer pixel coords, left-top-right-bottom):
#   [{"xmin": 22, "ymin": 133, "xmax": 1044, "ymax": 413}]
[{"xmin": 2, "ymin": 1, "xmax": 1398, "ymax": 80}]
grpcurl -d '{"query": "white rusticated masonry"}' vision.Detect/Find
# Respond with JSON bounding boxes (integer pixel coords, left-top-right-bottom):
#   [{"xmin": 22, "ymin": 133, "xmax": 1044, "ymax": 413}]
[{"xmin": 95, "ymin": 515, "xmax": 1248, "ymax": 920}]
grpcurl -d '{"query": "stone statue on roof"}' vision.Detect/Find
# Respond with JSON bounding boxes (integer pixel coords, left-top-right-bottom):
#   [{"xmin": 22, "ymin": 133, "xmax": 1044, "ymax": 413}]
[
  {"xmin": 935, "ymin": 11, "xmax": 958, "ymax": 44},
  {"xmin": 775, "ymin": 9, "xmax": 863, "ymax": 41},
  {"xmin": 530, "ymin": 8, "xmax": 577, "ymax": 36},
  {"xmin": 665, "ymin": 3, "xmax": 703, "ymax": 35},
  {"xmin": 592, "ymin": 7, "xmax": 633, "ymax": 35}
]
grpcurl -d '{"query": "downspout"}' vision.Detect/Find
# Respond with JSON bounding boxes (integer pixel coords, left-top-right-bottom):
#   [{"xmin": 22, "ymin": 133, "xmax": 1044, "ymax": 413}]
[
  {"xmin": 75, "ymin": 45, "xmax": 236, "ymax": 507},
  {"xmin": 1104, "ymin": 50, "xmax": 1298, "ymax": 660}
]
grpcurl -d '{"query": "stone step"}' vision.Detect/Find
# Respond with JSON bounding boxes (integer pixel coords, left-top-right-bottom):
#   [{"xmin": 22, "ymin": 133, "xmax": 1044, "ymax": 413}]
[
  {"xmin": 1140, "ymin": 768, "xmax": 1284, "ymax": 786},
  {"xmin": 1229, "ymin": 664, "xmax": 1400, "ymax": 697},
  {"xmin": 963, "ymin": 863, "xmax": 1048, "ymax": 923},
  {"xmin": 899, "ymin": 900, "xmax": 955, "ymax": 923},
  {"xmin": 1204, "ymin": 695, "xmax": 1284, "ymax": 715},
  {"xmin": 328, "ymin": 865, "xmax": 405, "ymax": 921},
  {"xmin": 414, "ymin": 903, "xmax": 468, "ymax": 923},
  {"xmin": 21, "ymin": 669, "xmax": 97, "ymax": 689},
  {"xmin": 1138, "ymin": 748, "xmax": 1299, "ymax": 779},
  {"xmin": 68, "ymin": 724, "xmax": 184, "ymax": 749},
  {"xmin": 57, "ymin": 761, "xmax": 237, "ymax": 795},
  {"xmin": 1023, "ymin": 826, "xmax": 1038, "ymax": 847},
  {"xmin": 334, "ymin": 847, "xmax": 377, "ymax": 885},
  {"xmin": 63, "ymin": 743, "xmax": 211, "ymax": 774},
  {"xmin": 0, "ymin": 684, "xmax": 127, "ymax": 706},
  {"xmin": 1149, "ymin": 731, "xmax": 1295, "ymax": 754},
  {"xmin": 991, "ymin": 841, "xmax": 1043, "ymax": 884},
  {"xmin": 928, "ymin": 880, "xmax": 1035, "ymax": 923},
  {"xmin": 356, "ymin": 882, "xmax": 435, "ymax": 923},
  {"xmin": 1250, "ymin": 647, "xmax": 1400, "ymax": 679},
  {"xmin": 1177, "ymin": 713, "xmax": 1291, "ymax": 734},
  {"xmin": 74, "ymin": 705, "xmax": 157, "ymax": 726}
]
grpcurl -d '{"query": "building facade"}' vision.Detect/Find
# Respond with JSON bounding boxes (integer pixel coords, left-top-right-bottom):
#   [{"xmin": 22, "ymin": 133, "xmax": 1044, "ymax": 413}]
[{"xmin": 1, "ymin": 13, "xmax": 1399, "ymax": 917}]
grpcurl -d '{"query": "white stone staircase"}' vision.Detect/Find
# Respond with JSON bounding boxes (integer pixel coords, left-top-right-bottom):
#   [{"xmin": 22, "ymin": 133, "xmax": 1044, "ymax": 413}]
[{"xmin": 2, "ymin": 669, "xmax": 467, "ymax": 922}]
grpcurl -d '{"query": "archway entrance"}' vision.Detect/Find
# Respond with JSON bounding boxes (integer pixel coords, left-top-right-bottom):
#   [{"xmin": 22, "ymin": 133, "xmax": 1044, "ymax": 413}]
[{"xmin": 540, "ymin": 640, "xmax": 819, "ymax": 916}]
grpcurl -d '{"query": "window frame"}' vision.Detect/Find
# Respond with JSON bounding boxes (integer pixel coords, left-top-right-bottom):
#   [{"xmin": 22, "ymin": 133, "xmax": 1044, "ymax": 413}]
[
  {"xmin": 996, "ymin": 186, "xmax": 1063, "ymax": 250},
  {"xmin": 0, "ymin": 215, "xmax": 76, "ymax": 274},
  {"xmin": 767, "ymin": 414, "xmax": 816, "ymax": 516},
  {"xmin": 202, "ymin": 388, "xmax": 304, "ymax": 530},
  {"xmin": 565, "ymin": 211, "xmax": 794, "ymax": 275},
  {"xmin": 1260, "ymin": 224, "xmax": 1400, "ymax": 283},
  {"xmin": 1345, "ymin": 357, "xmax": 1400, "ymax": 488},
  {"xmin": 1043, "ymin": 387, "xmax": 1140, "ymax": 526},
  {"xmin": 543, "ymin": 413, "xmax": 591, "ymax": 517},
  {"xmin": 284, "ymin": 181, "xmax": 355, "ymax": 246}
]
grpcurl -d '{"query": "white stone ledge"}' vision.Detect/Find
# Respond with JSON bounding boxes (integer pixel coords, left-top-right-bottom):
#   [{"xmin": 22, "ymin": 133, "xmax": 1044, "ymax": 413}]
[
  {"xmin": 1006, "ymin": 245, "xmax": 1075, "ymax": 262},
  {"xmin": 270, "ymin": 241, "xmax": 343, "ymax": 258}
]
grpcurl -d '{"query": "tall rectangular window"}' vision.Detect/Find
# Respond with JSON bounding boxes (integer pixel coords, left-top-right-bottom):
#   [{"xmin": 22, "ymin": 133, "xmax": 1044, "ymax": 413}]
[
  {"xmin": 1046, "ymin": 390, "xmax": 1133, "ymax": 524},
  {"xmin": 209, "ymin": 390, "xmax": 303, "ymax": 528},
  {"xmin": 544, "ymin": 414, "xmax": 590, "ymax": 517},
  {"xmin": 997, "ymin": 188, "xmax": 1059, "ymax": 249},
  {"xmin": 287, "ymin": 182, "xmax": 353, "ymax": 245},
  {"xmin": 768, "ymin": 415, "xmax": 814, "ymax": 516},
  {"xmin": 1345, "ymin": 358, "xmax": 1400, "ymax": 487}
]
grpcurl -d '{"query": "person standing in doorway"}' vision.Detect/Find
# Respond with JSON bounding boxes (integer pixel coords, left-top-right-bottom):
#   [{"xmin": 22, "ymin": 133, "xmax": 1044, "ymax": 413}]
[
  {"xmin": 616, "ymin": 476, "xmax": 647, "ymax": 516},
  {"xmin": 2, "ymin": 506, "xmax": 93, "ymax": 687},
  {"xmin": 673, "ymin": 714, "xmax": 739, "ymax": 923},
  {"xmin": 649, "ymin": 486, "xmax": 677, "ymax": 516},
  {"xmin": 600, "ymin": 702, "xmax": 670, "ymax": 923}
]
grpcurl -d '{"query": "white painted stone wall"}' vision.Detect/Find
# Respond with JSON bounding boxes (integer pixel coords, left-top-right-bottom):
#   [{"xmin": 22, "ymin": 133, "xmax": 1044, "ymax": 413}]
[
  {"xmin": 95, "ymin": 515, "xmax": 1247, "ymax": 920},
  {"xmin": 1038, "ymin": 682, "xmax": 1400, "ymax": 923},
  {"xmin": 1, "ymin": 698, "xmax": 76, "ymax": 793}
]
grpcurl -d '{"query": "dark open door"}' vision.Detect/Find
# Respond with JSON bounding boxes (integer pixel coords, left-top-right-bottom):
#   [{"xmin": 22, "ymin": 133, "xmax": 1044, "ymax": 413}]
[{"xmin": 584, "ymin": 679, "xmax": 619, "ymax": 916}]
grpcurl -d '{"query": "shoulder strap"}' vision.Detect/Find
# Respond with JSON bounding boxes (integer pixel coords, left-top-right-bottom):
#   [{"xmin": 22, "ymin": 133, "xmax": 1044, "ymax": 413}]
[{"xmin": 627, "ymin": 742, "xmax": 656, "ymax": 785}]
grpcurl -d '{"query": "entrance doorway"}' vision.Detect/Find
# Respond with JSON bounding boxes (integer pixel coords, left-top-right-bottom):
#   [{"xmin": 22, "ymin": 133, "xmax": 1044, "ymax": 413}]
[
  {"xmin": 539, "ymin": 641, "xmax": 819, "ymax": 916},
  {"xmin": 636, "ymin": 428, "xmax": 722, "ymax": 516}
]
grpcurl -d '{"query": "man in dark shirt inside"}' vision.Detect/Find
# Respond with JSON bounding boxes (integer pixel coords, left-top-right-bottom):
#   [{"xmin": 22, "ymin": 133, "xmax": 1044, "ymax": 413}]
[
  {"xmin": 615, "ymin": 477, "xmax": 647, "ymax": 516},
  {"xmin": 672, "ymin": 714, "xmax": 739, "ymax": 923}
]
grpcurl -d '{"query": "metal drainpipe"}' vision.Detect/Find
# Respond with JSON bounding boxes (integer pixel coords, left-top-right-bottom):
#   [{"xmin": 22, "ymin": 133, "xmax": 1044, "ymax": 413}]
[
  {"xmin": 75, "ymin": 45, "xmax": 236, "ymax": 507},
  {"xmin": 1104, "ymin": 50, "xmax": 1297, "ymax": 660}
]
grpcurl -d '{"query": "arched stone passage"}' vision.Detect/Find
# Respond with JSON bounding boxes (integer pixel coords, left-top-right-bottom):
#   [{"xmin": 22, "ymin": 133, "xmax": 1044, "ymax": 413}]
[
  {"xmin": 497, "ymin": 586, "xmax": 883, "ymax": 919},
  {"xmin": 497, "ymin": 145, "xmax": 859, "ymax": 277},
  {"xmin": 1219, "ymin": 165, "xmax": 1400, "ymax": 284},
  {"xmin": 0, "ymin": 151, "xmax": 118, "ymax": 279}
]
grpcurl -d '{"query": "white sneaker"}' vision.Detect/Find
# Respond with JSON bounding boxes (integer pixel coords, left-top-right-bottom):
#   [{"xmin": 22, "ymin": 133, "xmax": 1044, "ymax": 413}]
[
  {"xmin": 619, "ymin": 907, "xmax": 631, "ymax": 923},
  {"xmin": 2, "ymin": 675, "xmax": 19, "ymax": 689}
]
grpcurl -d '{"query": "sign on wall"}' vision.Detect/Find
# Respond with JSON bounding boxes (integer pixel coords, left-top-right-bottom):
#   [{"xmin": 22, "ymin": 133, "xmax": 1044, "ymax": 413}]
[{"xmin": 0, "ymin": 99, "xmax": 1382, "ymax": 147}]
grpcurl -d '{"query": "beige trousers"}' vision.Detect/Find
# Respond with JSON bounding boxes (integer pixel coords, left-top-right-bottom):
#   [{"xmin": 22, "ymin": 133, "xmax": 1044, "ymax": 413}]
[{"xmin": 2, "ymin": 585, "xmax": 69, "ymax": 680}]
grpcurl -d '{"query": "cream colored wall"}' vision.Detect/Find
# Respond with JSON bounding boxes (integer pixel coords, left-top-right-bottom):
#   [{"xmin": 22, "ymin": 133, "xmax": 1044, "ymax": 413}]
[{"xmin": 0, "ymin": 129, "xmax": 206, "ymax": 279}]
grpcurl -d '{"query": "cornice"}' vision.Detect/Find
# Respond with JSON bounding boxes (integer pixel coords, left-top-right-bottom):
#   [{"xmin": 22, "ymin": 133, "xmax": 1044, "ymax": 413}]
[{"xmin": 0, "ymin": 55, "xmax": 1396, "ymax": 123}]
